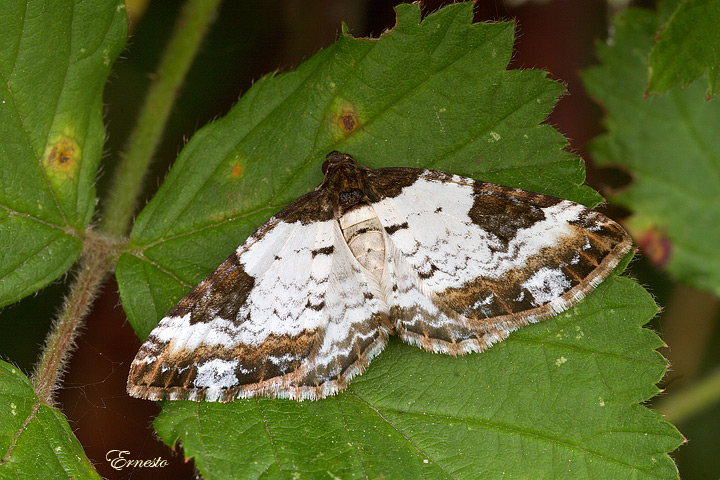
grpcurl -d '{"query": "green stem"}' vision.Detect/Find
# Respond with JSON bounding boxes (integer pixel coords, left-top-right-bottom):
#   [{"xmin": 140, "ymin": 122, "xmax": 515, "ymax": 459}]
[
  {"xmin": 31, "ymin": 0, "xmax": 222, "ymax": 404},
  {"xmin": 101, "ymin": 0, "xmax": 223, "ymax": 237},
  {"xmin": 655, "ymin": 368, "xmax": 720, "ymax": 425}
]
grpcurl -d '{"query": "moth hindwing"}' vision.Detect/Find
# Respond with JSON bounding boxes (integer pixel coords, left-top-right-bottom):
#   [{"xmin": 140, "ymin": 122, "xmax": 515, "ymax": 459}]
[{"xmin": 127, "ymin": 151, "xmax": 631, "ymax": 401}]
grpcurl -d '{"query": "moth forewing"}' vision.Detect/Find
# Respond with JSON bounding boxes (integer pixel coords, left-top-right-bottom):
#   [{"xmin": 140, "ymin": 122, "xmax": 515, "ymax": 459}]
[{"xmin": 128, "ymin": 151, "xmax": 631, "ymax": 402}]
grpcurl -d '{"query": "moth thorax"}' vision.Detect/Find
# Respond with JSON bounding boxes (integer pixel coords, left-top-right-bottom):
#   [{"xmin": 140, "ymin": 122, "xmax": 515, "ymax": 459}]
[{"xmin": 339, "ymin": 205, "xmax": 385, "ymax": 281}]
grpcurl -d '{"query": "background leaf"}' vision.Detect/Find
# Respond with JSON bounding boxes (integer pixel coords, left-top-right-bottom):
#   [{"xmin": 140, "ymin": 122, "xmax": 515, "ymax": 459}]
[
  {"xmin": 0, "ymin": 361, "xmax": 100, "ymax": 479},
  {"xmin": 0, "ymin": 0, "xmax": 127, "ymax": 306},
  {"xmin": 647, "ymin": 0, "xmax": 720, "ymax": 98},
  {"xmin": 583, "ymin": 7, "xmax": 720, "ymax": 294},
  {"xmin": 118, "ymin": 3, "xmax": 683, "ymax": 478}
]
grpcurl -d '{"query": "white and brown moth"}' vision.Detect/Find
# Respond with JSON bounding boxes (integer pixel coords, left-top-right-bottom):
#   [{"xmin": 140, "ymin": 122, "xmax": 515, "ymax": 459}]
[{"xmin": 127, "ymin": 152, "xmax": 631, "ymax": 402}]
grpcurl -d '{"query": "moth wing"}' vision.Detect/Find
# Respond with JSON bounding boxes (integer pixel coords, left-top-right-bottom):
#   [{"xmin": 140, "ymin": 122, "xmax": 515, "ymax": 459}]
[
  {"xmin": 128, "ymin": 206, "xmax": 390, "ymax": 401},
  {"xmin": 371, "ymin": 169, "xmax": 632, "ymax": 354}
]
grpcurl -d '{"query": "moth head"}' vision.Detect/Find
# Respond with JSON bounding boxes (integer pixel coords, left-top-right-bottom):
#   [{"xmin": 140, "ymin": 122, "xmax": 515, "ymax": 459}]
[
  {"xmin": 322, "ymin": 151, "xmax": 353, "ymax": 175},
  {"xmin": 319, "ymin": 152, "xmax": 373, "ymax": 212}
]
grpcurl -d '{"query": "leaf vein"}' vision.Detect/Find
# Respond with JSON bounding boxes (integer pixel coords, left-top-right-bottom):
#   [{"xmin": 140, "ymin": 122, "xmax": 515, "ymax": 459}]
[{"xmin": 349, "ymin": 391, "xmax": 457, "ymax": 480}]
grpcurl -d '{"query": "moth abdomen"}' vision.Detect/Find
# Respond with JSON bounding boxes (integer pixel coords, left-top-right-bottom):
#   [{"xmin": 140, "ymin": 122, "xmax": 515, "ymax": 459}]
[
  {"xmin": 128, "ymin": 151, "xmax": 631, "ymax": 402},
  {"xmin": 339, "ymin": 204, "xmax": 386, "ymax": 281}
]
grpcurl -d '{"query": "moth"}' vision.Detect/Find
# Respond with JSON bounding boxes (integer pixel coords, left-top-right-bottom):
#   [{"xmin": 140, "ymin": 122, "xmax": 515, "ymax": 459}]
[{"xmin": 127, "ymin": 152, "xmax": 631, "ymax": 402}]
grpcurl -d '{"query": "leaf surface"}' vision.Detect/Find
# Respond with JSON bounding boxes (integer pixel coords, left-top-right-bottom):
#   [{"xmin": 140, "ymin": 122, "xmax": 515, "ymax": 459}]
[
  {"xmin": 648, "ymin": 0, "xmax": 720, "ymax": 98},
  {"xmin": 0, "ymin": 0, "xmax": 127, "ymax": 306},
  {"xmin": 0, "ymin": 361, "xmax": 101, "ymax": 479},
  {"xmin": 154, "ymin": 276, "xmax": 681, "ymax": 479},
  {"xmin": 120, "ymin": 3, "xmax": 683, "ymax": 478},
  {"xmin": 584, "ymin": 7, "xmax": 720, "ymax": 294}
]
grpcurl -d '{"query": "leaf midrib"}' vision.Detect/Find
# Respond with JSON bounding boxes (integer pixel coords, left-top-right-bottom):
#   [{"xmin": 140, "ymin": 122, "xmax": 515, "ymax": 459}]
[{"xmin": 356, "ymin": 394, "xmax": 672, "ymax": 479}]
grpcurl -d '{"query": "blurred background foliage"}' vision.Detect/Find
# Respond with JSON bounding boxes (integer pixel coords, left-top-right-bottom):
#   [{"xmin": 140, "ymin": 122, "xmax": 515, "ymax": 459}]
[{"xmin": 0, "ymin": 0, "xmax": 717, "ymax": 478}]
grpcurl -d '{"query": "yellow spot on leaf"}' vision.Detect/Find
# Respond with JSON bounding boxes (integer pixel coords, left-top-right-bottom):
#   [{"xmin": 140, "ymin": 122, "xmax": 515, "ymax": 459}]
[
  {"xmin": 329, "ymin": 98, "xmax": 362, "ymax": 140},
  {"xmin": 47, "ymin": 139, "xmax": 75, "ymax": 167},
  {"xmin": 227, "ymin": 156, "xmax": 246, "ymax": 184},
  {"xmin": 44, "ymin": 135, "xmax": 81, "ymax": 183},
  {"xmin": 555, "ymin": 356, "xmax": 567, "ymax": 367}
]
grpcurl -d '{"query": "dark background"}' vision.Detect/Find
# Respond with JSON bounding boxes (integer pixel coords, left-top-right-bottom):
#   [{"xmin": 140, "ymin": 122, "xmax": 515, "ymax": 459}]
[{"xmin": 1, "ymin": 1, "xmax": 717, "ymax": 479}]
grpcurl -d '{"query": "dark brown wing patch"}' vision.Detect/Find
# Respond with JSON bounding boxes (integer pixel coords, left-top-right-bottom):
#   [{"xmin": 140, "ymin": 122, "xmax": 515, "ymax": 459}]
[{"xmin": 128, "ymin": 152, "xmax": 633, "ymax": 402}]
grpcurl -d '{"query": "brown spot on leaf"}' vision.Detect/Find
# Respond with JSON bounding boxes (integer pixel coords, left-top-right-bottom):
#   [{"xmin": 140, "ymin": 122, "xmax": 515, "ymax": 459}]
[
  {"xmin": 329, "ymin": 99, "xmax": 362, "ymax": 140},
  {"xmin": 44, "ymin": 136, "xmax": 80, "ymax": 174},
  {"xmin": 232, "ymin": 164, "xmax": 243, "ymax": 178},
  {"xmin": 338, "ymin": 110, "xmax": 358, "ymax": 132}
]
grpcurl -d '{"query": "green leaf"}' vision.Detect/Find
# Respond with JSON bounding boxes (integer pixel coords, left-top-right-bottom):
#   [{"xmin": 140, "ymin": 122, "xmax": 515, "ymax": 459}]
[
  {"xmin": 0, "ymin": 361, "xmax": 101, "ymax": 479},
  {"xmin": 583, "ymin": 8, "xmax": 720, "ymax": 294},
  {"xmin": 154, "ymin": 276, "xmax": 681, "ymax": 479},
  {"xmin": 118, "ymin": 2, "xmax": 600, "ymax": 338},
  {"xmin": 120, "ymin": 3, "xmax": 682, "ymax": 478},
  {"xmin": 0, "ymin": 0, "xmax": 127, "ymax": 306},
  {"xmin": 648, "ymin": 0, "xmax": 720, "ymax": 99}
]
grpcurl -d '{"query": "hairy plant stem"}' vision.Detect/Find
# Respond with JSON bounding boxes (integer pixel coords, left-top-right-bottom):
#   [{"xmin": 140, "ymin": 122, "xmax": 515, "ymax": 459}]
[
  {"xmin": 31, "ymin": 234, "xmax": 114, "ymax": 405},
  {"xmin": 30, "ymin": 0, "xmax": 223, "ymax": 405}
]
